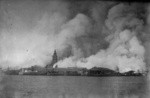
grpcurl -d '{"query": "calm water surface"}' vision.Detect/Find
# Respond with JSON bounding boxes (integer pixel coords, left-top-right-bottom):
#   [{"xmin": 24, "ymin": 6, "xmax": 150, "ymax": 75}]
[{"xmin": 0, "ymin": 75, "xmax": 149, "ymax": 98}]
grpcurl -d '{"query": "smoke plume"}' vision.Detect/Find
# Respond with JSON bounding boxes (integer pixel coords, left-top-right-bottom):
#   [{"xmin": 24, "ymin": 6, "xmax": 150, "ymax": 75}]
[
  {"xmin": 55, "ymin": 2, "xmax": 148, "ymax": 73},
  {"xmin": 0, "ymin": 0, "xmax": 149, "ymax": 73}
]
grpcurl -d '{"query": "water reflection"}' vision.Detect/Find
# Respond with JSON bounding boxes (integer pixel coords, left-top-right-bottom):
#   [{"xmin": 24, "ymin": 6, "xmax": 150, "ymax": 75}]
[{"xmin": 0, "ymin": 76, "xmax": 149, "ymax": 98}]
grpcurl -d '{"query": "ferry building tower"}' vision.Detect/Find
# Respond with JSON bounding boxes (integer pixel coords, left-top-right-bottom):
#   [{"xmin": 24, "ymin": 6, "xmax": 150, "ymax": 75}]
[{"xmin": 46, "ymin": 50, "xmax": 58, "ymax": 68}]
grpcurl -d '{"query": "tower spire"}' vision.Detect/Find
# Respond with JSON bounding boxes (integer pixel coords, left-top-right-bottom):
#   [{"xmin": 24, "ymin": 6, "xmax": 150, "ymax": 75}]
[
  {"xmin": 52, "ymin": 49, "xmax": 57, "ymax": 64},
  {"xmin": 46, "ymin": 50, "xmax": 58, "ymax": 68}
]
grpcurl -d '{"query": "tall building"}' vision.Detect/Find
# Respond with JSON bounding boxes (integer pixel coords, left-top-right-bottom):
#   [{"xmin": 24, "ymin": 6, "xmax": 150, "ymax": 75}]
[
  {"xmin": 115, "ymin": 66, "xmax": 119, "ymax": 73},
  {"xmin": 46, "ymin": 50, "xmax": 58, "ymax": 68}
]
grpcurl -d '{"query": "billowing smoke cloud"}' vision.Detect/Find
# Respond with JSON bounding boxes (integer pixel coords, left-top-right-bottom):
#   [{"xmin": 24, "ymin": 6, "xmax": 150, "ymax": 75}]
[
  {"xmin": 55, "ymin": 3, "xmax": 148, "ymax": 73},
  {"xmin": 0, "ymin": 0, "xmax": 71, "ymax": 68},
  {"xmin": 0, "ymin": 0, "xmax": 92, "ymax": 69},
  {"xmin": 0, "ymin": 0, "xmax": 149, "ymax": 73}
]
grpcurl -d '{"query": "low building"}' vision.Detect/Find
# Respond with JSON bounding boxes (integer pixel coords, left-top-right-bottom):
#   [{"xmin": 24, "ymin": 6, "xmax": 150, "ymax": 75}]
[
  {"xmin": 46, "ymin": 67, "xmax": 87, "ymax": 76},
  {"xmin": 19, "ymin": 65, "xmax": 47, "ymax": 75},
  {"xmin": 121, "ymin": 70, "xmax": 142, "ymax": 76},
  {"xmin": 87, "ymin": 67, "xmax": 118, "ymax": 76}
]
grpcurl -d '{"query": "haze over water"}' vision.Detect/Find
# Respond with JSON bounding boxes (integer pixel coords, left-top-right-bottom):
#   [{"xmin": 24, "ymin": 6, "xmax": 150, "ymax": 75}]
[{"xmin": 0, "ymin": 76, "xmax": 149, "ymax": 98}]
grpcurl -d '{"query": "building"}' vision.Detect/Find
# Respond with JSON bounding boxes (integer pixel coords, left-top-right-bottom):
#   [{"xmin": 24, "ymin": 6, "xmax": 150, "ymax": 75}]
[
  {"xmin": 19, "ymin": 66, "xmax": 47, "ymax": 75},
  {"xmin": 46, "ymin": 67, "xmax": 87, "ymax": 76},
  {"xmin": 46, "ymin": 50, "xmax": 58, "ymax": 68},
  {"xmin": 87, "ymin": 67, "xmax": 118, "ymax": 76}
]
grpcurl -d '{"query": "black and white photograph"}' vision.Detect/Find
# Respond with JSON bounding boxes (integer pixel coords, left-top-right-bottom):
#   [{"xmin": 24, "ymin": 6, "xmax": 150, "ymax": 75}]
[{"xmin": 0, "ymin": 0, "xmax": 149, "ymax": 98}]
